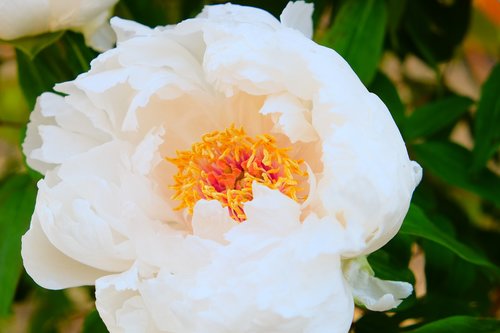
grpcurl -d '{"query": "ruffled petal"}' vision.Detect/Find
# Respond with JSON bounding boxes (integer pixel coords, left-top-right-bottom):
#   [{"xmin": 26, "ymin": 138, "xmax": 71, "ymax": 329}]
[
  {"xmin": 96, "ymin": 266, "xmax": 160, "ymax": 333},
  {"xmin": 22, "ymin": 212, "xmax": 110, "ymax": 289},
  {"xmin": 191, "ymin": 200, "xmax": 237, "ymax": 244},
  {"xmin": 343, "ymin": 257, "xmax": 413, "ymax": 311},
  {"xmin": 280, "ymin": 1, "xmax": 314, "ymax": 39}
]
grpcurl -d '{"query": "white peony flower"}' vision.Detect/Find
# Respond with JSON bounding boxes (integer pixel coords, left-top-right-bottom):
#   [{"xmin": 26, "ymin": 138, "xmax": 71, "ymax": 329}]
[
  {"xmin": 0, "ymin": 0, "xmax": 119, "ymax": 51},
  {"xmin": 21, "ymin": 2, "xmax": 422, "ymax": 332}
]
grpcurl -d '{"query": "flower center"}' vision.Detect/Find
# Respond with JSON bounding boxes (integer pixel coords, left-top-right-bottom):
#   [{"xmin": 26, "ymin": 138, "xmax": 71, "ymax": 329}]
[{"xmin": 167, "ymin": 125, "xmax": 308, "ymax": 222}]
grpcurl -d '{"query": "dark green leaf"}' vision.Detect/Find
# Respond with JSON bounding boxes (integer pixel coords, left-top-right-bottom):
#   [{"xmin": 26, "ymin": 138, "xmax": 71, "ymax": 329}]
[
  {"xmin": 354, "ymin": 312, "xmax": 399, "ymax": 333},
  {"xmin": 385, "ymin": 0, "xmax": 407, "ymax": 51},
  {"xmin": 0, "ymin": 174, "xmax": 37, "ymax": 316},
  {"xmin": 16, "ymin": 49, "xmax": 59, "ymax": 109},
  {"xmin": 118, "ymin": 0, "xmax": 180, "ymax": 26},
  {"xmin": 369, "ymin": 233, "xmax": 415, "ymax": 283},
  {"xmin": 1, "ymin": 31, "xmax": 64, "ymax": 59},
  {"xmin": 29, "ymin": 289, "xmax": 73, "ymax": 333},
  {"xmin": 369, "ymin": 72, "xmax": 405, "ymax": 129},
  {"xmin": 401, "ymin": 204, "xmax": 499, "ymax": 275},
  {"xmin": 82, "ymin": 309, "xmax": 108, "ymax": 333},
  {"xmin": 404, "ymin": 95, "xmax": 473, "ymax": 140},
  {"xmin": 321, "ymin": 0, "xmax": 387, "ymax": 85},
  {"xmin": 413, "ymin": 141, "xmax": 500, "ymax": 205},
  {"xmin": 406, "ymin": 316, "xmax": 500, "ymax": 333},
  {"xmin": 17, "ymin": 32, "xmax": 96, "ymax": 109},
  {"xmin": 472, "ymin": 63, "xmax": 500, "ymax": 172},
  {"xmin": 369, "ymin": 250, "xmax": 415, "ymax": 284},
  {"xmin": 180, "ymin": 0, "xmax": 204, "ymax": 20},
  {"xmin": 398, "ymin": 0, "xmax": 471, "ymax": 66}
]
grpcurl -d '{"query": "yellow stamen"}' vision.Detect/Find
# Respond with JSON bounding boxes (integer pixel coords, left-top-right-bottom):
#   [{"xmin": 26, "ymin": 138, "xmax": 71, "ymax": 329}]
[{"xmin": 167, "ymin": 125, "xmax": 308, "ymax": 222}]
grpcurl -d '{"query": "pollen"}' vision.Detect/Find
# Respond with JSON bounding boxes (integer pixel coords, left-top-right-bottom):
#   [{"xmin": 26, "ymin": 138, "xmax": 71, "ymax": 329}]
[{"xmin": 167, "ymin": 125, "xmax": 308, "ymax": 222}]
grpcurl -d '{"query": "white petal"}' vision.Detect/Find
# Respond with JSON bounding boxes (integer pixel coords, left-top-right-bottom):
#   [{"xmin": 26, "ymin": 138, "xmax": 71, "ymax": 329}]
[
  {"xmin": 35, "ymin": 179, "xmax": 134, "ymax": 272},
  {"xmin": 316, "ymin": 92, "xmax": 422, "ymax": 256},
  {"xmin": 30, "ymin": 124, "xmax": 99, "ymax": 164},
  {"xmin": 280, "ymin": 1, "xmax": 314, "ymax": 39},
  {"xmin": 260, "ymin": 93, "xmax": 318, "ymax": 143},
  {"xmin": 22, "ymin": 212, "xmax": 110, "ymax": 289},
  {"xmin": 96, "ymin": 266, "xmax": 160, "ymax": 333},
  {"xmin": 110, "ymin": 17, "xmax": 152, "ymax": 44},
  {"xmin": 80, "ymin": 13, "xmax": 117, "ymax": 51},
  {"xmin": 224, "ymin": 183, "xmax": 301, "ymax": 244},
  {"xmin": 131, "ymin": 127, "xmax": 164, "ymax": 175},
  {"xmin": 343, "ymin": 257, "xmax": 413, "ymax": 311},
  {"xmin": 198, "ymin": 3, "xmax": 281, "ymax": 29},
  {"xmin": 191, "ymin": 200, "xmax": 237, "ymax": 244}
]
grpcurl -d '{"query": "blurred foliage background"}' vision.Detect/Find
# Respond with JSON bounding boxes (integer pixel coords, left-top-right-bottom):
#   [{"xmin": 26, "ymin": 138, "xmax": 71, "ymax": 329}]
[{"xmin": 0, "ymin": 0, "xmax": 499, "ymax": 332}]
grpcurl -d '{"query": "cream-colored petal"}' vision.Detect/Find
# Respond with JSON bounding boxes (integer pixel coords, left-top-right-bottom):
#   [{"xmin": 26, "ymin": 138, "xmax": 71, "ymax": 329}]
[
  {"xmin": 0, "ymin": 0, "xmax": 50, "ymax": 40},
  {"xmin": 343, "ymin": 257, "xmax": 413, "ymax": 311},
  {"xmin": 0, "ymin": 0, "xmax": 117, "ymax": 50}
]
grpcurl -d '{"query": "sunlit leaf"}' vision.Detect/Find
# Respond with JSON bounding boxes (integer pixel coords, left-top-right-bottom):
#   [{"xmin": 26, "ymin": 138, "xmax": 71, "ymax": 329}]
[
  {"xmin": 321, "ymin": 0, "xmax": 387, "ymax": 85},
  {"xmin": 401, "ymin": 204, "xmax": 499, "ymax": 275},
  {"xmin": 0, "ymin": 174, "xmax": 37, "ymax": 316},
  {"xmin": 472, "ymin": 63, "xmax": 500, "ymax": 172}
]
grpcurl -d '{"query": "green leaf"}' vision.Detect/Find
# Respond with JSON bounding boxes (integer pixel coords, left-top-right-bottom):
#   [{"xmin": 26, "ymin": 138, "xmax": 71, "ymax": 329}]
[
  {"xmin": 17, "ymin": 31, "xmax": 96, "ymax": 109},
  {"xmin": 354, "ymin": 312, "xmax": 399, "ymax": 333},
  {"xmin": 180, "ymin": 0, "xmax": 204, "ymax": 20},
  {"xmin": 401, "ymin": 204, "xmax": 499, "ymax": 275},
  {"xmin": 413, "ymin": 141, "xmax": 500, "ymax": 205},
  {"xmin": 369, "ymin": 248, "xmax": 414, "ymax": 285},
  {"xmin": 16, "ymin": 49, "xmax": 60, "ymax": 109},
  {"xmin": 321, "ymin": 0, "xmax": 387, "ymax": 85},
  {"xmin": 385, "ymin": 0, "xmax": 407, "ymax": 51},
  {"xmin": 472, "ymin": 63, "xmax": 500, "ymax": 172},
  {"xmin": 369, "ymin": 72, "xmax": 405, "ymax": 129},
  {"xmin": 398, "ymin": 0, "xmax": 471, "ymax": 66},
  {"xmin": 406, "ymin": 316, "xmax": 500, "ymax": 333},
  {"xmin": 82, "ymin": 310, "xmax": 108, "ymax": 333},
  {"xmin": 28, "ymin": 288, "xmax": 73, "ymax": 333},
  {"xmin": 0, "ymin": 174, "xmax": 37, "ymax": 316},
  {"xmin": 118, "ymin": 0, "xmax": 174, "ymax": 26},
  {"xmin": 404, "ymin": 95, "xmax": 473, "ymax": 140},
  {"xmin": 1, "ymin": 31, "xmax": 64, "ymax": 59}
]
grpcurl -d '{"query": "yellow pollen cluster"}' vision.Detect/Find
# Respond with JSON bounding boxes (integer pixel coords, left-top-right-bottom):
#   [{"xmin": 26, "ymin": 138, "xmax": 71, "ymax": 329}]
[{"xmin": 167, "ymin": 126, "xmax": 308, "ymax": 222}]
